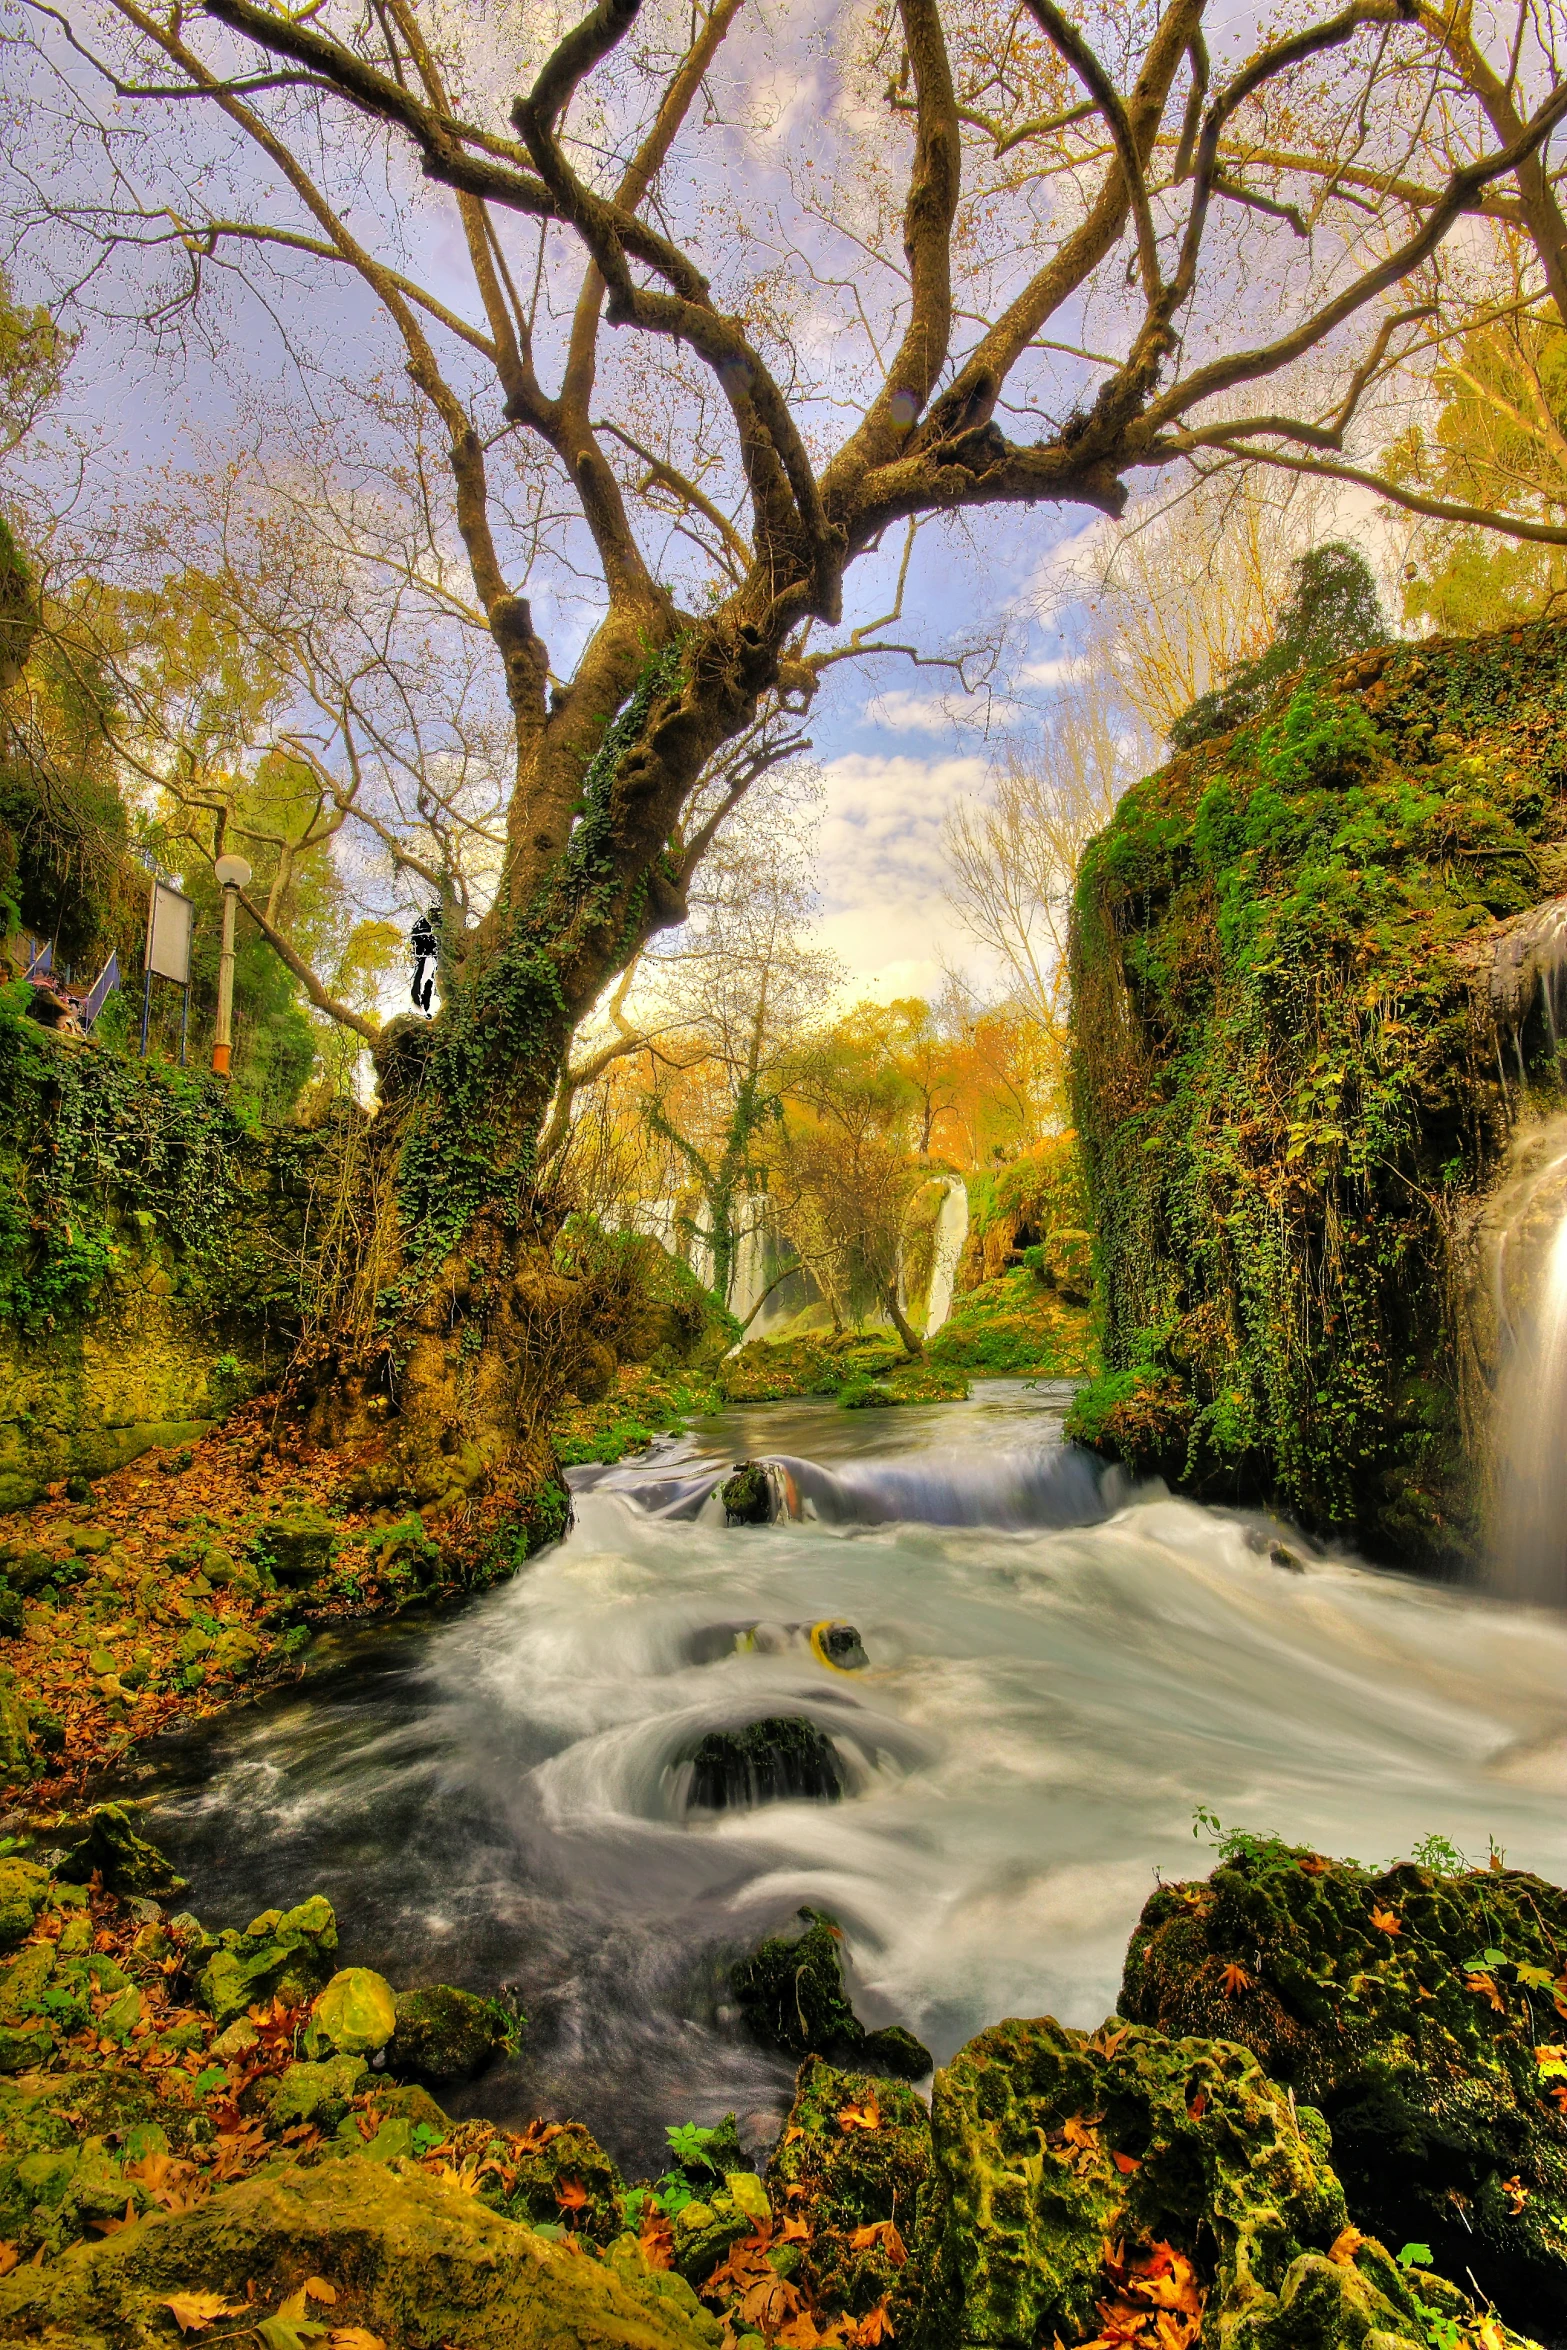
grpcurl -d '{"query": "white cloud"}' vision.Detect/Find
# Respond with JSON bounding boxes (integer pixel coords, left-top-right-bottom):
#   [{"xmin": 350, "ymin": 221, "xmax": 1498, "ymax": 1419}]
[
  {"xmin": 862, "ymin": 686, "xmax": 991, "ymax": 735},
  {"xmin": 808, "ymin": 750, "xmax": 996, "ymax": 1001}
]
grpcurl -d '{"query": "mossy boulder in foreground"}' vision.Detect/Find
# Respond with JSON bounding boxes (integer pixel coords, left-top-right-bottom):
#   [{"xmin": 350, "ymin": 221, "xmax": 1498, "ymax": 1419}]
[
  {"xmin": 0, "ymin": 2155, "xmax": 719, "ymax": 2350},
  {"xmin": 909, "ymin": 2013, "xmax": 1523, "ymax": 2350},
  {"xmin": 1120, "ymin": 1842, "xmax": 1567, "ymax": 2334}
]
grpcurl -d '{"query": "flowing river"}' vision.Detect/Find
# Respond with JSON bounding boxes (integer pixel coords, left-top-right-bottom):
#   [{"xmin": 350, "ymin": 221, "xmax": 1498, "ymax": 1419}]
[{"xmin": 131, "ymin": 1379, "xmax": 1567, "ymax": 2176}]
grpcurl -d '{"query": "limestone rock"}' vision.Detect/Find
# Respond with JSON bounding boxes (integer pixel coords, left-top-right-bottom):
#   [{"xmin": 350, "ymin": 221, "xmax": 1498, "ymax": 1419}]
[
  {"xmin": 389, "ymin": 1983, "xmax": 510, "ymax": 2082},
  {"xmin": 0, "ymin": 1672, "xmax": 35, "ymax": 1785},
  {"xmin": 309, "ymin": 1965, "xmax": 398, "ymax": 2054},
  {"xmin": 266, "ymin": 2051, "xmax": 367, "ymax": 2127},
  {"xmin": 909, "ymin": 2013, "xmax": 1504, "ymax": 2350},
  {"xmin": 196, "ymin": 1896, "xmax": 338, "ymax": 2027},
  {"xmin": 0, "ymin": 1858, "xmax": 50, "ymax": 1950},
  {"xmin": 1119, "ymin": 1844, "xmax": 1567, "ymax": 2336},
  {"xmin": 0, "ymin": 2154, "xmax": 721, "ymax": 2350},
  {"xmin": 498, "ymin": 2118, "xmax": 625, "ymax": 2248}
]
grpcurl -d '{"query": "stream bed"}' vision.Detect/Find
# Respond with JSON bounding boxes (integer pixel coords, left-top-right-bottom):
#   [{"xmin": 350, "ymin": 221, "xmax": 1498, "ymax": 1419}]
[{"xmin": 128, "ymin": 1378, "xmax": 1567, "ymax": 2176}]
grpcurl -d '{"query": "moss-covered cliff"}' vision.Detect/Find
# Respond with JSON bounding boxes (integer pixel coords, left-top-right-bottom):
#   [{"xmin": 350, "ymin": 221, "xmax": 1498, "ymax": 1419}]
[{"xmin": 1068, "ymin": 616, "xmax": 1567, "ymax": 1567}]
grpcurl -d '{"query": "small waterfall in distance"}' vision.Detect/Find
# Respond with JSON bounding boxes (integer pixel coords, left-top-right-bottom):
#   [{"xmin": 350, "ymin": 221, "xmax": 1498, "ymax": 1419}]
[{"xmin": 1486, "ymin": 1114, "xmax": 1567, "ymax": 1607}]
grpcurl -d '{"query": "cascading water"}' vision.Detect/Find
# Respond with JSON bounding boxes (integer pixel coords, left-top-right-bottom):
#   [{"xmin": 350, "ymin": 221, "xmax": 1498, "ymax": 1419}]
[
  {"xmin": 918, "ymin": 1175, "xmax": 968, "ymax": 1338},
  {"xmin": 1487, "ymin": 1115, "xmax": 1567, "ymax": 1607},
  {"xmin": 127, "ymin": 1379, "xmax": 1567, "ymax": 2177}
]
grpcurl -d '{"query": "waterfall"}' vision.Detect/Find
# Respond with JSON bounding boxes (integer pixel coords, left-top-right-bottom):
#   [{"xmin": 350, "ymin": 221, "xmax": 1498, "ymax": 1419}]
[
  {"xmin": 1486, "ymin": 1116, "xmax": 1567, "ymax": 1606},
  {"xmin": 922, "ymin": 1177, "xmax": 969, "ymax": 1338}
]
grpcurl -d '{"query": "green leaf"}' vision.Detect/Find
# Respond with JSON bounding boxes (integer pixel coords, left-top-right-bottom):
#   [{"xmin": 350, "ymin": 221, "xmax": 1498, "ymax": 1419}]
[
  {"xmin": 192, "ymin": 2066, "xmax": 226, "ymax": 2095},
  {"xmin": 255, "ymin": 2322, "xmax": 330, "ymax": 2350},
  {"xmin": 1515, "ymin": 1963, "xmax": 1556, "ymax": 1991},
  {"xmin": 1396, "ymin": 2242, "xmax": 1433, "ymax": 2270}
]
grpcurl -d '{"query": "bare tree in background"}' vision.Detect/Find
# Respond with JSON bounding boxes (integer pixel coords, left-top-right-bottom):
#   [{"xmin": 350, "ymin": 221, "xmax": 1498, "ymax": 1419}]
[{"xmin": 945, "ymin": 672, "xmax": 1152, "ymax": 1083}]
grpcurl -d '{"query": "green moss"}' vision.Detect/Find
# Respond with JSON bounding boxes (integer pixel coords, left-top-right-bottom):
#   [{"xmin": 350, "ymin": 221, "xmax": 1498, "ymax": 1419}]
[
  {"xmin": 731, "ymin": 1909, "xmax": 931, "ymax": 2076},
  {"xmin": 929, "ymin": 1266, "xmax": 1096, "ymax": 1379},
  {"xmin": 1120, "ymin": 1843, "xmax": 1567, "ymax": 2333},
  {"xmin": 1070, "ymin": 620, "xmax": 1567, "ymax": 1563},
  {"xmin": 768, "ymin": 2057, "xmax": 934, "ymax": 2327}
]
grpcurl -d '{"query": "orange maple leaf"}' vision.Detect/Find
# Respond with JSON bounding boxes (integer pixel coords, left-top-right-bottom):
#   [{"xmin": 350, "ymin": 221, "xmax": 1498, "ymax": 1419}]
[
  {"xmin": 855, "ymin": 2304, "xmax": 895, "ymax": 2345},
  {"xmin": 556, "ymin": 2179, "xmax": 590, "ymax": 2211},
  {"xmin": 1218, "ymin": 1963, "xmax": 1252, "ymax": 1998},
  {"xmin": 837, "ymin": 2098, "xmax": 881, "ymax": 2133},
  {"xmin": 161, "ymin": 2291, "xmax": 245, "ymax": 2335},
  {"xmin": 1369, "ymin": 1907, "xmax": 1401, "ymax": 1935},
  {"xmin": 779, "ymin": 2215, "xmax": 812, "ymax": 2243},
  {"xmin": 848, "ymin": 2220, "xmax": 907, "ymax": 2266},
  {"xmin": 1465, "ymin": 1972, "xmax": 1506, "ymax": 2014}
]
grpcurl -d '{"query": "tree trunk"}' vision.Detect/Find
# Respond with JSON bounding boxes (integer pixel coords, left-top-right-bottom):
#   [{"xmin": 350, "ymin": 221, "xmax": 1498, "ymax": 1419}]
[{"xmin": 886, "ymin": 1282, "xmax": 924, "ymax": 1360}]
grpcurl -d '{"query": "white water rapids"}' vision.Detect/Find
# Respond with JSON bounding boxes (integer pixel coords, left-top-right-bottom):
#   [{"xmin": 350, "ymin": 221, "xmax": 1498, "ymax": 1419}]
[{"xmin": 137, "ymin": 1379, "xmax": 1567, "ymax": 2173}]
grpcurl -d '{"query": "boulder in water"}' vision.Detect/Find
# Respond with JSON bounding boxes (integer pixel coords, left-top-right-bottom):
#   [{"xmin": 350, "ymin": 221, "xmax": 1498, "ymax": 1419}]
[
  {"xmin": 1119, "ymin": 1841, "xmax": 1567, "ymax": 2336},
  {"xmin": 732, "ymin": 1907, "xmax": 932, "ymax": 2078},
  {"xmin": 719, "ymin": 1462, "xmax": 771, "ymax": 1524},
  {"xmin": 684, "ymin": 1716, "xmax": 844, "ymax": 1809},
  {"xmin": 912, "ymin": 2013, "xmax": 1509, "ymax": 2350}
]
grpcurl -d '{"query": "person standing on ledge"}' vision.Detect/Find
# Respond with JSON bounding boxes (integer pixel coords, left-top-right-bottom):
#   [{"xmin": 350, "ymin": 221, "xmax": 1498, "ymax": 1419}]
[{"xmin": 410, "ymin": 906, "xmax": 441, "ymax": 1014}]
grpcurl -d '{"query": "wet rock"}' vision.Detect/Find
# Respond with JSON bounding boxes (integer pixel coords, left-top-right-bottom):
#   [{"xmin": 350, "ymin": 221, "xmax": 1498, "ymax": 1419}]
[
  {"xmin": 0, "ymin": 2153, "xmax": 721, "ymax": 2350},
  {"xmin": 248, "ymin": 1507, "xmax": 336, "ymax": 1586},
  {"xmin": 683, "ymin": 1717, "xmax": 844, "ymax": 1810},
  {"xmin": 732, "ymin": 1909, "xmax": 932, "ymax": 2078},
  {"xmin": 812, "ymin": 1621, "xmax": 869, "ymax": 1671},
  {"xmin": 54, "ymin": 1806, "xmax": 188, "ymax": 1900},
  {"xmin": 307, "ymin": 1965, "xmax": 397, "ymax": 2055},
  {"xmin": 1119, "ymin": 1844, "xmax": 1567, "ymax": 2336},
  {"xmin": 64, "ymin": 1526, "xmax": 112, "ymax": 1556},
  {"xmin": 911, "ymin": 2013, "xmax": 1506, "ymax": 2350},
  {"xmin": 720, "ymin": 1462, "xmax": 771, "ymax": 1524},
  {"xmin": 768, "ymin": 2056, "xmax": 933, "ymax": 2331},
  {"xmin": 389, "ymin": 1983, "xmax": 512, "ymax": 2082}
]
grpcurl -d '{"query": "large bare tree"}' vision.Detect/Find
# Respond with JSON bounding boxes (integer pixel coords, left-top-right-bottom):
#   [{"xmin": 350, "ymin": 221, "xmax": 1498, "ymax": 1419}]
[{"xmin": 10, "ymin": 0, "xmax": 1567, "ymax": 1482}]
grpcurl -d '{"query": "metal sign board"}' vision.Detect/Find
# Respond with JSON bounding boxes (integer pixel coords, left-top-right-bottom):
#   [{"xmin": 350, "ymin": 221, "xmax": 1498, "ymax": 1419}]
[{"xmin": 145, "ymin": 881, "xmax": 194, "ymax": 986}]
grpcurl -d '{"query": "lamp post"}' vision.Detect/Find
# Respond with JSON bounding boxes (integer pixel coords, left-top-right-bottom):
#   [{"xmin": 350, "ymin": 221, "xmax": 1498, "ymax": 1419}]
[{"xmin": 211, "ymin": 854, "xmax": 252, "ymax": 1079}]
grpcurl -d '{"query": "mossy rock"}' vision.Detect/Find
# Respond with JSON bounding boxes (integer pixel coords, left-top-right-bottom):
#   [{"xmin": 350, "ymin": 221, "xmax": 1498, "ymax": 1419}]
[
  {"xmin": 196, "ymin": 1895, "xmax": 338, "ymax": 2027},
  {"xmin": 308, "ymin": 1966, "xmax": 397, "ymax": 2055},
  {"xmin": 265, "ymin": 2052, "xmax": 367, "ymax": 2129},
  {"xmin": 247, "ymin": 1508, "xmax": 336, "ymax": 1587},
  {"xmin": 1119, "ymin": 1845, "xmax": 1567, "ymax": 2334},
  {"xmin": 911, "ymin": 2013, "xmax": 1508, "ymax": 2350},
  {"xmin": 668, "ymin": 2187, "xmax": 759, "ymax": 2287},
  {"xmin": 501, "ymin": 2118, "xmax": 625, "ymax": 2247},
  {"xmin": 683, "ymin": 1720, "xmax": 843, "ymax": 1811},
  {"xmin": 0, "ymin": 1858, "xmax": 50, "ymax": 1950},
  {"xmin": 768, "ymin": 2057, "xmax": 933, "ymax": 2327},
  {"xmin": 54, "ymin": 1808, "xmax": 187, "ymax": 1901},
  {"xmin": 719, "ymin": 1463, "xmax": 770, "ymax": 1525},
  {"xmin": 389, "ymin": 1983, "xmax": 510, "ymax": 2082},
  {"xmin": 0, "ymin": 2153, "xmax": 721, "ymax": 2350},
  {"xmin": 732, "ymin": 1909, "xmax": 931, "ymax": 2078}
]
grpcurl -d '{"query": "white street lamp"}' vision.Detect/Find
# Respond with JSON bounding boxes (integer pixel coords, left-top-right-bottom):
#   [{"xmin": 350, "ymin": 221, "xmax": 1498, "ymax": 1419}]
[{"xmin": 212, "ymin": 854, "xmax": 253, "ymax": 1078}]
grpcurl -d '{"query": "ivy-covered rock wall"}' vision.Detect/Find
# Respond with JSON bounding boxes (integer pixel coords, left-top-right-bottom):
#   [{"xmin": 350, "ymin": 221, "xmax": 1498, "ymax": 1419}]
[
  {"xmin": 1068, "ymin": 615, "xmax": 1567, "ymax": 1568},
  {"xmin": 0, "ymin": 1004, "xmax": 304, "ymax": 1505}
]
